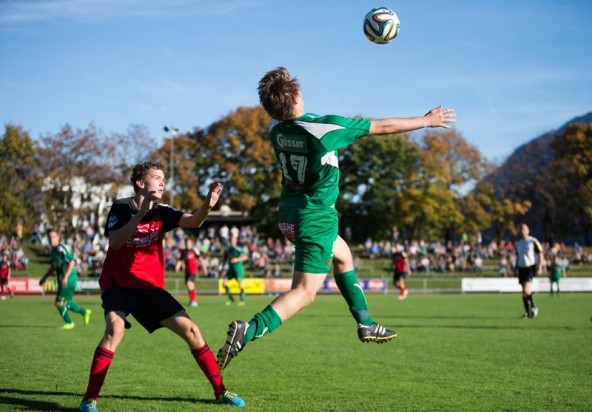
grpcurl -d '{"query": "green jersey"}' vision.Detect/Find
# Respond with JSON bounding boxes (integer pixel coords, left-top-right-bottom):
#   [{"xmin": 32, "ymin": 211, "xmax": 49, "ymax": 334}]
[
  {"xmin": 224, "ymin": 245, "xmax": 245, "ymax": 277},
  {"xmin": 550, "ymin": 262, "xmax": 563, "ymax": 281},
  {"xmin": 269, "ymin": 113, "xmax": 371, "ymax": 209},
  {"xmin": 50, "ymin": 243, "xmax": 78, "ymax": 286}
]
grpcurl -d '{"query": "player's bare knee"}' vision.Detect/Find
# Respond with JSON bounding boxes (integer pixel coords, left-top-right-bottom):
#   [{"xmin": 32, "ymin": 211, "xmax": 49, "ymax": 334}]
[
  {"xmin": 104, "ymin": 322, "xmax": 125, "ymax": 346},
  {"xmin": 186, "ymin": 323, "xmax": 204, "ymax": 346},
  {"xmin": 301, "ymin": 289, "xmax": 317, "ymax": 307}
]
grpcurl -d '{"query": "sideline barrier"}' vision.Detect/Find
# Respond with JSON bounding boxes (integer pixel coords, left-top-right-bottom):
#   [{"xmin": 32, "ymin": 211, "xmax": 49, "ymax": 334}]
[
  {"xmin": 462, "ymin": 277, "xmax": 592, "ymax": 293},
  {"xmin": 218, "ymin": 278, "xmax": 388, "ymax": 295},
  {"xmin": 9, "ymin": 278, "xmax": 101, "ymax": 294},
  {"xmin": 218, "ymin": 278, "xmax": 265, "ymax": 295},
  {"xmin": 12, "ymin": 277, "xmax": 592, "ymax": 295}
]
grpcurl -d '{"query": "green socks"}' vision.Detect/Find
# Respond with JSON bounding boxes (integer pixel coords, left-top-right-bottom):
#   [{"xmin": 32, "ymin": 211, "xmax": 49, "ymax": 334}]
[
  {"xmin": 335, "ymin": 270, "xmax": 374, "ymax": 326},
  {"xmin": 58, "ymin": 305, "xmax": 72, "ymax": 323},
  {"xmin": 68, "ymin": 300, "xmax": 86, "ymax": 315},
  {"xmin": 242, "ymin": 271, "xmax": 373, "ymax": 344},
  {"xmin": 224, "ymin": 286, "xmax": 234, "ymax": 301},
  {"xmin": 246, "ymin": 304, "xmax": 282, "ymax": 343}
]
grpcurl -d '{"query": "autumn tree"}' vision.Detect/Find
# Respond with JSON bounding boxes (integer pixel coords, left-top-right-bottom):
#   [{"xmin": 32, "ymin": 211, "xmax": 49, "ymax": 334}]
[
  {"xmin": 551, "ymin": 121, "xmax": 592, "ymax": 244},
  {"xmin": 0, "ymin": 124, "xmax": 43, "ymax": 234},
  {"xmin": 151, "ymin": 129, "xmax": 214, "ymax": 211},
  {"xmin": 150, "ymin": 107, "xmax": 281, "ymax": 232},
  {"xmin": 202, "ymin": 107, "xmax": 281, "ymax": 232},
  {"xmin": 338, "ymin": 131, "xmax": 420, "ymax": 241},
  {"xmin": 414, "ymin": 129, "xmax": 486, "ymax": 242},
  {"xmin": 463, "ymin": 181, "xmax": 531, "ymax": 243},
  {"xmin": 37, "ymin": 123, "xmax": 133, "ymax": 232}
]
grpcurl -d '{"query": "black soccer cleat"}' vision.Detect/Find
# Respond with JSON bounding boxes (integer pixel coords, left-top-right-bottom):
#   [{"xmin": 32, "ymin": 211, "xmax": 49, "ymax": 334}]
[
  {"xmin": 217, "ymin": 320, "xmax": 248, "ymax": 370},
  {"xmin": 357, "ymin": 322, "xmax": 398, "ymax": 343}
]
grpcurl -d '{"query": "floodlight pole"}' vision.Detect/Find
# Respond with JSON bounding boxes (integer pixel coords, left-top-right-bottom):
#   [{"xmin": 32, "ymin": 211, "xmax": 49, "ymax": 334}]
[{"xmin": 163, "ymin": 125, "xmax": 179, "ymax": 206}]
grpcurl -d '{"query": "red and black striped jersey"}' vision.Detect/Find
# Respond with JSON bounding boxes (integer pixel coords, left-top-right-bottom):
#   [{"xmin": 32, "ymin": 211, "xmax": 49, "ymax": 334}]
[{"xmin": 99, "ymin": 198, "xmax": 183, "ymax": 291}]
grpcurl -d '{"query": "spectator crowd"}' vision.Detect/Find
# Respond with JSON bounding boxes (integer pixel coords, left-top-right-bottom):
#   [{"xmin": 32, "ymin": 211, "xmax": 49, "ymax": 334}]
[
  {"xmin": 4, "ymin": 223, "xmax": 592, "ymax": 280},
  {"xmin": 362, "ymin": 231, "xmax": 592, "ymax": 277}
]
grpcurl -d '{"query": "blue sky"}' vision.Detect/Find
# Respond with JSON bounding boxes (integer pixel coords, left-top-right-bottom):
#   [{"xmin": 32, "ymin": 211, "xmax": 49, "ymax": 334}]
[{"xmin": 1, "ymin": 0, "xmax": 591, "ymax": 162}]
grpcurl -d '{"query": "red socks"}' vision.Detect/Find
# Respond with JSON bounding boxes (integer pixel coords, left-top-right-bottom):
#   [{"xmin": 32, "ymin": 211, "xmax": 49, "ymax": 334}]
[
  {"xmin": 83, "ymin": 344, "xmax": 224, "ymax": 401},
  {"xmin": 189, "ymin": 289, "xmax": 197, "ymax": 303},
  {"xmin": 191, "ymin": 344, "xmax": 225, "ymax": 396},
  {"xmin": 83, "ymin": 346, "xmax": 114, "ymax": 401}
]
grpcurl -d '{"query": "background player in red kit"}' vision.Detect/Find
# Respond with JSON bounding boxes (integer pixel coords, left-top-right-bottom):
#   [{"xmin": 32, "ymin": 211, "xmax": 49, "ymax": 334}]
[
  {"xmin": 0, "ymin": 251, "xmax": 13, "ymax": 300},
  {"xmin": 176, "ymin": 237, "xmax": 208, "ymax": 307},
  {"xmin": 79, "ymin": 161, "xmax": 244, "ymax": 412}
]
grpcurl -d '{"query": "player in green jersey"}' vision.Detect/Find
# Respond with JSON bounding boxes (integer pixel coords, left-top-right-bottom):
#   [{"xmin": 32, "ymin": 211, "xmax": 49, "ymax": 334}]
[
  {"xmin": 222, "ymin": 236, "xmax": 248, "ymax": 305},
  {"xmin": 217, "ymin": 67, "xmax": 456, "ymax": 370},
  {"xmin": 39, "ymin": 229, "xmax": 91, "ymax": 329},
  {"xmin": 549, "ymin": 254, "xmax": 566, "ymax": 297}
]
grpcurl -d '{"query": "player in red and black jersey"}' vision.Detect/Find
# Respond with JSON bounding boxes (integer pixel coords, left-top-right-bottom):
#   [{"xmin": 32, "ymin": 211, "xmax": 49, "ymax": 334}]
[
  {"xmin": 391, "ymin": 244, "xmax": 411, "ymax": 300},
  {"xmin": 79, "ymin": 161, "xmax": 244, "ymax": 412},
  {"xmin": 0, "ymin": 251, "xmax": 13, "ymax": 300},
  {"xmin": 176, "ymin": 238, "xmax": 207, "ymax": 307}
]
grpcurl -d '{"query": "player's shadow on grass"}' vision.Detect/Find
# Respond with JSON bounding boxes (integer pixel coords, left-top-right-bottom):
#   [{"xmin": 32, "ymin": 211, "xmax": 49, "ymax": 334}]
[
  {"xmin": 0, "ymin": 392, "xmax": 72, "ymax": 411},
  {"xmin": 0, "ymin": 388, "xmax": 219, "ymax": 410},
  {"xmin": 397, "ymin": 323, "xmax": 577, "ymax": 331},
  {"xmin": 380, "ymin": 314, "xmax": 510, "ymax": 320}
]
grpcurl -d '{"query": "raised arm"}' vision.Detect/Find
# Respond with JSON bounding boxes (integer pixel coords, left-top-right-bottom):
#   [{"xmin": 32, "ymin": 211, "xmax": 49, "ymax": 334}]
[
  {"xmin": 368, "ymin": 106, "xmax": 456, "ymax": 135},
  {"xmin": 178, "ymin": 183, "xmax": 223, "ymax": 229}
]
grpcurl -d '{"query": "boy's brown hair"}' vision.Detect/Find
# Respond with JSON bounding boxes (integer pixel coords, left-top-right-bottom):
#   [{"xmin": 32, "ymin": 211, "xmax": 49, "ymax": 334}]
[
  {"xmin": 258, "ymin": 67, "xmax": 300, "ymax": 121},
  {"xmin": 130, "ymin": 161, "xmax": 166, "ymax": 193}
]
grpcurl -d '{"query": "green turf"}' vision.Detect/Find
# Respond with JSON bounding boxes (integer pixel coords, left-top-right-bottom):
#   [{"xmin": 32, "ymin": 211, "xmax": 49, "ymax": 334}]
[{"xmin": 0, "ymin": 293, "xmax": 591, "ymax": 411}]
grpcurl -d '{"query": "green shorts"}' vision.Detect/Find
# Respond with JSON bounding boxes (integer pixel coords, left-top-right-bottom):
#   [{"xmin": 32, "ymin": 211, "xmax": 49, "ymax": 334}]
[
  {"xmin": 278, "ymin": 206, "xmax": 338, "ymax": 274},
  {"xmin": 56, "ymin": 284, "xmax": 76, "ymax": 302},
  {"xmin": 225, "ymin": 268, "xmax": 244, "ymax": 281}
]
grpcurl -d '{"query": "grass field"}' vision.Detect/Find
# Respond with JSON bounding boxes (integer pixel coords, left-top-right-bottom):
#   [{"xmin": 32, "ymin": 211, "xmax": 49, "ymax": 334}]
[{"xmin": 0, "ymin": 293, "xmax": 591, "ymax": 411}]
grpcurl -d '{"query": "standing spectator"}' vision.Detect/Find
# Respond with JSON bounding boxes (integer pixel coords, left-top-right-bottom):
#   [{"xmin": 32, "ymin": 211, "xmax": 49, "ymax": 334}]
[
  {"xmin": 392, "ymin": 245, "xmax": 411, "ymax": 300},
  {"xmin": 78, "ymin": 161, "xmax": 244, "ymax": 412},
  {"xmin": 14, "ymin": 223, "xmax": 23, "ymax": 242},
  {"xmin": 219, "ymin": 224, "xmax": 230, "ymax": 247},
  {"xmin": 207, "ymin": 255, "xmax": 220, "ymax": 278},
  {"xmin": 217, "ymin": 67, "xmax": 453, "ymax": 371},
  {"xmin": 474, "ymin": 254, "xmax": 483, "ymax": 274},
  {"xmin": 515, "ymin": 223, "xmax": 543, "ymax": 319},
  {"xmin": 176, "ymin": 238, "xmax": 207, "ymax": 308},
  {"xmin": 344, "ymin": 226, "xmax": 353, "ymax": 244},
  {"xmin": 39, "ymin": 229, "xmax": 91, "ymax": 329},
  {"xmin": 230, "ymin": 225, "xmax": 240, "ymax": 240},
  {"xmin": 499, "ymin": 254, "xmax": 509, "ymax": 277}
]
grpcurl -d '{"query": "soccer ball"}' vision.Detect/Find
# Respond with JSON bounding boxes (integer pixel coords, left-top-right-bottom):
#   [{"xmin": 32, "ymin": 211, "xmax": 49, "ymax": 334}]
[{"xmin": 363, "ymin": 7, "xmax": 400, "ymax": 44}]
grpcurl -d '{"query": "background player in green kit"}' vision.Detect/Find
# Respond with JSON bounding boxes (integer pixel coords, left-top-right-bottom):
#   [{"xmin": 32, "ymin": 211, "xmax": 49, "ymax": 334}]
[
  {"xmin": 39, "ymin": 228, "xmax": 91, "ymax": 330},
  {"xmin": 549, "ymin": 254, "xmax": 566, "ymax": 297},
  {"xmin": 222, "ymin": 236, "xmax": 247, "ymax": 305},
  {"xmin": 217, "ymin": 67, "xmax": 456, "ymax": 371}
]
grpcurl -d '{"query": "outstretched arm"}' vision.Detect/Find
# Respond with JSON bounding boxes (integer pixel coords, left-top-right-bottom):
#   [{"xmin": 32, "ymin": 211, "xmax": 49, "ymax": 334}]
[
  {"xmin": 369, "ymin": 106, "xmax": 456, "ymax": 135},
  {"xmin": 178, "ymin": 183, "xmax": 223, "ymax": 229}
]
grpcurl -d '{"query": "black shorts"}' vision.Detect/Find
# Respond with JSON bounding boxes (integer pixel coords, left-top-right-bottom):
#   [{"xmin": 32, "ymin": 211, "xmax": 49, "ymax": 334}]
[
  {"xmin": 101, "ymin": 286, "xmax": 185, "ymax": 333},
  {"xmin": 1, "ymin": 278, "xmax": 8, "ymax": 286},
  {"xmin": 517, "ymin": 266, "xmax": 536, "ymax": 285},
  {"xmin": 393, "ymin": 271, "xmax": 407, "ymax": 282},
  {"xmin": 185, "ymin": 273, "xmax": 197, "ymax": 283}
]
